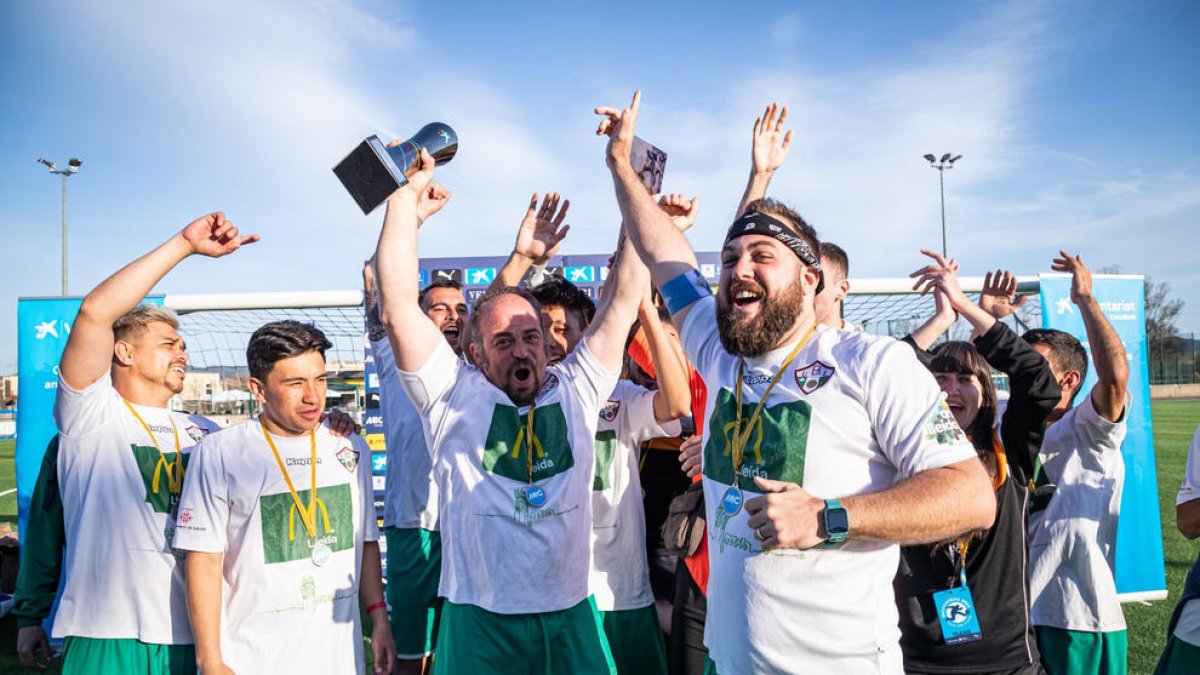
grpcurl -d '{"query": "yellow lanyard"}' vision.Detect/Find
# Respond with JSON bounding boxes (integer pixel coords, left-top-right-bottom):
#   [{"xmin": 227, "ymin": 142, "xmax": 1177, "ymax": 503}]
[
  {"xmin": 731, "ymin": 323, "xmax": 819, "ymax": 486},
  {"xmin": 260, "ymin": 418, "xmax": 321, "ymax": 540},
  {"xmin": 123, "ymin": 399, "xmax": 183, "ymax": 495}
]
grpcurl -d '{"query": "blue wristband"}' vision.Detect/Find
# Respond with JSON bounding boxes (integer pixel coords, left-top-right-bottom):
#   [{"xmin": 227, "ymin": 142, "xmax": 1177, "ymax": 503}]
[{"xmin": 660, "ymin": 268, "xmax": 713, "ymax": 315}]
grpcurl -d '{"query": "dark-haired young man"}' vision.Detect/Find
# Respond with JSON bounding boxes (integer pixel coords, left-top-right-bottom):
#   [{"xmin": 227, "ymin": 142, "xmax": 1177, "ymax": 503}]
[
  {"xmin": 1010, "ymin": 253, "xmax": 1130, "ymax": 675},
  {"xmin": 374, "ymin": 150, "xmax": 648, "ymax": 673},
  {"xmin": 532, "ymin": 277, "xmax": 597, "ymax": 365},
  {"xmin": 600, "ymin": 90, "xmax": 995, "ymax": 673},
  {"xmin": 50, "ymin": 212, "xmax": 254, "ymax": 674},
  {"xmin": 176, "ymin": 321, "xmax": 394, "ymax": 674}
]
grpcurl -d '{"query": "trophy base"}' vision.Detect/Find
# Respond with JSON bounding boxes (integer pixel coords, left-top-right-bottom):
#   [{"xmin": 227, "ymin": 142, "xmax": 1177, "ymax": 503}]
[{"xmin": 332, "ymin": 135, "xmax": 406, "ymax": 215}]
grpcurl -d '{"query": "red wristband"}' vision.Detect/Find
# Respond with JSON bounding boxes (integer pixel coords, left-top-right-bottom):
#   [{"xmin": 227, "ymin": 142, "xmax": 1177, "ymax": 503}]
[{"xmin": 366, "ymin": 600, "xmax": 387, "ymax": 615}]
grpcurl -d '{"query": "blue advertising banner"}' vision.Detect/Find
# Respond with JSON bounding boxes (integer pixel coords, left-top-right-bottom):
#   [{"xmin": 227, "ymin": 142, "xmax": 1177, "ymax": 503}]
[
  {"xmin": 1038, "ymin": 274, "xmax": 1165, "ymax": 599},
  {"xmin": 15, "ymin": 296, "xmax": 164, "ymax": 534}
]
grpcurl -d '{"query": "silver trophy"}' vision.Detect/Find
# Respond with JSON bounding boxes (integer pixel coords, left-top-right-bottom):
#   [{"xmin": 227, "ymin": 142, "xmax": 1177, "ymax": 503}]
[{"xmin": 333, "ymin": 122, "xmax": 459, "ymax": 215}]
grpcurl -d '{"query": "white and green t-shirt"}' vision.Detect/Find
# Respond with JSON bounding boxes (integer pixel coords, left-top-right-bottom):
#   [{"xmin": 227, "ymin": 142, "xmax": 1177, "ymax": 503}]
[
  {"xmin": 680, "ymin": 296, "xmax": 977, "ymax": 675},
  {"xmin": 374, "ymin": 336, "xmax": 439, "ymax": 530},
  {"xmin": 590, "ymin": 380, "xmax": 681, "ymax": 612},
  {"xmin": 1029, "ymin": 391, "xmax": 1129, "ymax": 632},
  {"xmin": 52, "ymin": 372, "xmax": 218, "ymax": 643},
  {"xmin": 399, "ymin": 338, "xmax": 619, "ymax": 614},
  {"xmin": 173, "ymin": 420, "xmax": 378, "ymax": 674}
]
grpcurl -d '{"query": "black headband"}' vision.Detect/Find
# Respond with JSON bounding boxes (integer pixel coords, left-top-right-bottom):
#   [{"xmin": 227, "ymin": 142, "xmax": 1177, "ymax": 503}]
[{"xmin": 724, "ymin": 211, "xmax": 825, "ymax": 294}]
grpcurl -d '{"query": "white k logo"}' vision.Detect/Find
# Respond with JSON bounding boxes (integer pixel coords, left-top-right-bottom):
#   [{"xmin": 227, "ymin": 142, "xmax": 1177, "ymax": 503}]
[
  {"xmin": 1056, "ymin": 298, "xmax": 1075, "ymax": 316},
  {"xmin": 35, "ymin": 320, "xmax": 59, "ymax": 339}
]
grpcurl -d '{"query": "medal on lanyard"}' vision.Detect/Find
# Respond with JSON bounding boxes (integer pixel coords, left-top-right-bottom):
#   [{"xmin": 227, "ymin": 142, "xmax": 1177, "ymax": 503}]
[
  {"xmin": 260, "ymin": 419, "xmax": 330, "ymax": 567},
  {"xmin": 724, "ymin": 324, "xmax": 819, "ymax": 516},
  {"xmin": 932, "ymin": 540, "xmax": 983, "ymax": 644},
  {"xmin": 124, "ymin": 400, "xmax": 184, "ymax": 502},
  {"xmin": 522, "ymin": 403, "xmax": 548, "ymax": 508}
]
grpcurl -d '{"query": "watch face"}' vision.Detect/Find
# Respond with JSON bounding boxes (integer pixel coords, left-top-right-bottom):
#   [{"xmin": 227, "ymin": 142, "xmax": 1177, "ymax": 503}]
[{"xmin": 826, "ymin": 506, "xmax": 850, "ymax": 536}]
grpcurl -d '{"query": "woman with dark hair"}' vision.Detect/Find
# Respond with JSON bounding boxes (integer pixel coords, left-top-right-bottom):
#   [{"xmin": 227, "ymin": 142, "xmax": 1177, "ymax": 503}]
[{"xmin": 895, "ymin": 252, "xmax": 1061, "ymax": 675}]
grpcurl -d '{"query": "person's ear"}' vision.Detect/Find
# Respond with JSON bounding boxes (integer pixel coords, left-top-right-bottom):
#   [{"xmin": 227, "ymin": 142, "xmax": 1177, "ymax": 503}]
[
  {"xmin": 837, "ymin": 279, "xmax": 851, "ymax": 302},
  {"xmin": 113, "ymin": 340, "xmax": 136, "ymax": 366},
  {"xmin": 247, "ymin": 376, "xmax": 267, "ymax": 405}
]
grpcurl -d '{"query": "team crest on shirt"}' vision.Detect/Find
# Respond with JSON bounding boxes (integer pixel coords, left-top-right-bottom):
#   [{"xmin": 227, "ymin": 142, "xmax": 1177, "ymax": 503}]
[
  {"xmin": 183, "ymin": 423, "xmax": 207, "ymax": 442},
  {"xmin": 599, "ymin": 399, "xmax": 621, "ymax": 422},
  {"xmin": 335, "ymin": 445, "xmax": 359, "ymax": 472},
  {"xmin": 793, "ymin": 360, "xmax": 835, "ymax": 395}
]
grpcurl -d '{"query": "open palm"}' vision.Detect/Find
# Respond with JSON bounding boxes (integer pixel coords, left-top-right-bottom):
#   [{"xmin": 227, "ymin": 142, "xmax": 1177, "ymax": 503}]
[{"xmin": 514, "ymin": 192, "xmax": 570, "ymax": 263}]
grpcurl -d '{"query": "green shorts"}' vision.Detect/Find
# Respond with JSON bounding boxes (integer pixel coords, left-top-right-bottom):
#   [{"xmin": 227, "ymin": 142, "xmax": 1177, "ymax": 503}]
[
  {"xmin": 62, "ymin": 636, "xmax": 195, "ymax": 675},
  {"xmin": 1036, "ymin": 626, "xmax": 1127, "ymax": 675},
  {"xmin": 385, "ymin": 526, "xmax": 444, "ymax": 659},
  {"xmin": 1154, "ymin": 634, "xmax": 1200, "ymax": 675},
  {"xmin": 600, "ymin": 605, "xmax": 667, "ymax": 675},
  {"xmin": 433, "ymin": 596, "xmax": 616, "ymax": 675}
]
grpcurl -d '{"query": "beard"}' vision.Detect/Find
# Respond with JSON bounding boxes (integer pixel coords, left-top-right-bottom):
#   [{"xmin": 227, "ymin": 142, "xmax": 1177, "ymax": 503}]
[{"xmin": 717, "ymin": 277, "xmax": 805, "ymax": 357}]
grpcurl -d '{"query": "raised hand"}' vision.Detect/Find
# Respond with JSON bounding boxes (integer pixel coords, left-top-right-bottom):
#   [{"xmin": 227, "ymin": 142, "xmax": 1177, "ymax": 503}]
[
  {"xmin": 979, "ymin": 268, "xmax": 1027, "ymax": 319},
  {"xmin": 595, "ymin": 90, "xmax": 641, "ymax": 169},
  {"xmin": 181, "ymin": 212, "xmax": 260, "ymax": 258},
  {"xmin": 909, "ymin": 249, "xmax": 968, "ymax": 311},
  {"xmin": 656, "ymin": 193, "xmax": 699, "ymax": 232},
  {"xmin": 514, "ymin": 192, "xmax": 571, "ymax": 264},
  {"xmin": 416, "ymin": 182, "xmax": 452, "ymax": 222},
  {"xmin": 1051, "ymin": 250, "xmax": 1094, "ymax": 305},
  {"xmin": 752, "ymin": 102, "xmax": 793, "ymax": 176}
]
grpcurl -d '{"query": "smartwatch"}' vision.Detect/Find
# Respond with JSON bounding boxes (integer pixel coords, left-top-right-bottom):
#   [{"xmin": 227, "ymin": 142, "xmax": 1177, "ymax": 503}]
[{"xmin": 823, "ymin": 498, "xmax": 849, "ymax": 546}]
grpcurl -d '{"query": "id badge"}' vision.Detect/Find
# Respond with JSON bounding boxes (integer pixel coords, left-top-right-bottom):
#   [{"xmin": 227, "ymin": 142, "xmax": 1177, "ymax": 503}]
[{"xmin": 932, "ymin": 585, "xmax": 983, "ymax": 645}]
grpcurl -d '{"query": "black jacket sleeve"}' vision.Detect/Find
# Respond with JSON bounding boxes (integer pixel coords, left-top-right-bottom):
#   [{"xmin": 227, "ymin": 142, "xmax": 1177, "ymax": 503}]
[
  {"xmin": 11, "ymin": 435, "xmax": 65, "ymax": 629},
  {"xmin": 901, "ymin": 334, "xmax": 935, "ymax": 369},
  {"xmin": 973, "ymin": 322, "xmax": 1061, "ymax": 484}
]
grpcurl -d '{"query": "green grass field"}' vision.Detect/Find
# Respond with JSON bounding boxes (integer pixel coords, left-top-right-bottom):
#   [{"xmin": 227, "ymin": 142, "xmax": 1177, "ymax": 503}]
[{"xmin": 1, "ymin": 403, "xmax": 1198, "ymax": 672}]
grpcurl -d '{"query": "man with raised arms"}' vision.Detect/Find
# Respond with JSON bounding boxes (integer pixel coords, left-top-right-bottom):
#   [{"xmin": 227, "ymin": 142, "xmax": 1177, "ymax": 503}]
[
  {"xmin": 176, "ymin": 320, "xmax": 394, "ymax": 674},
  {"xmin": 51, "ymin": 213, "xmax": 255, "ymax": 674},
  {"xmin": 374, "ymin": 149, "xmax": 649, "ymax": 674},
  {"xmin": 598, "ymin": 91, "xmax": 996, "ymax": 673}
]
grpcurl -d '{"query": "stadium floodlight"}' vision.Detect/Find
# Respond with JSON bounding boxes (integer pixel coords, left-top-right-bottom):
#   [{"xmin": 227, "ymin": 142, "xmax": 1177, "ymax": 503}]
[
  {"xmin": 923, "ymin": 152, "xmax": 963, "ymax": 258},
  {"xmin": 37, "ymin": 156, "xmax": 84, "ymax": 295}
]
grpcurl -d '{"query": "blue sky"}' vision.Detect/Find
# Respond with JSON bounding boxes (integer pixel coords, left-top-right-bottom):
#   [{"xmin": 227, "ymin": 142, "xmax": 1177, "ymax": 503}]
[{"xmin": 2, "ymin": 0, "xmax": 1198, "ymax": 372}]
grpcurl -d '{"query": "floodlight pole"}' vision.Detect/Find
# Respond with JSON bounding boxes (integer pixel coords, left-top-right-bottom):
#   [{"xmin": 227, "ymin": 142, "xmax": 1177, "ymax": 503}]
[
  {"xmin": 924, "ymin": 153, "xmax": 961, "ymax": 258},
  {"xmin": 37, "ymin": 157, "xmax": 82, "ymax": 295}
]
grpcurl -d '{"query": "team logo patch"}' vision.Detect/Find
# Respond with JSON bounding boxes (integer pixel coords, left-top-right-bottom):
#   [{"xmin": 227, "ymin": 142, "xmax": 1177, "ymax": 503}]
[
  {"xmin": 335, "ymin": 446, "xmax": 359, "ymax": 472},
  {"xmin": 793, "ymin": 360, "xmax": 835, "ymax": 394},
  {"xmin": 599, "ymin": 399, "xmax": 621, "ymax": 422},
  {"xmin": 184, "ymin": 423, "xmax": 206, "ymax": 442}
]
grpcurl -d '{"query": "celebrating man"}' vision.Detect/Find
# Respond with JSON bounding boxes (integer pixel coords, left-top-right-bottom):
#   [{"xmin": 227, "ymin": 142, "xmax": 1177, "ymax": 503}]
[
  {"xmin": 374, "ymin": 149, "xmax": 648, "ymax": 673},
  {"xmin": 51, "ymin": 213, "xmax": 254, "ymax": 674},
  {"xmin": 599, "ymin": 91, "xmax": 996, "ymax": 673}
]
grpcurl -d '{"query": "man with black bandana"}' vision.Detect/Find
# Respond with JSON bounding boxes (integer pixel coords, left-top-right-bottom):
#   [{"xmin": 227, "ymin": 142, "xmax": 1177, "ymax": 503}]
[{"xmin": 598, "ymin": 90, "xmax": 996, "ymax": 673}]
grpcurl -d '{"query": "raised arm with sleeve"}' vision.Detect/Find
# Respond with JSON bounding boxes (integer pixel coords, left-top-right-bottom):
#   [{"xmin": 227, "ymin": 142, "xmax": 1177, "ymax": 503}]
[
  {"xmin": 1054, "ymin": 251, "xmax": 1129, "ymax": 422},
  {"xmin": 57, "ymin": 213, "xmax": 257, "ymax": 392},
  {"xmin": 374, "ymin": 149, "xmax": 452, "ymax": 374},
  {"xmin": 596, "ymin": 92, "xmax": 701, "ymax": 326}
]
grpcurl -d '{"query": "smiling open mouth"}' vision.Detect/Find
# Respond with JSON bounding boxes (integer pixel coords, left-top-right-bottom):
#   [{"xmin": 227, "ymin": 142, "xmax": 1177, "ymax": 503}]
[{"xmin": 733, "ymin": 290, "xmax": 762, "ymax": 307}]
